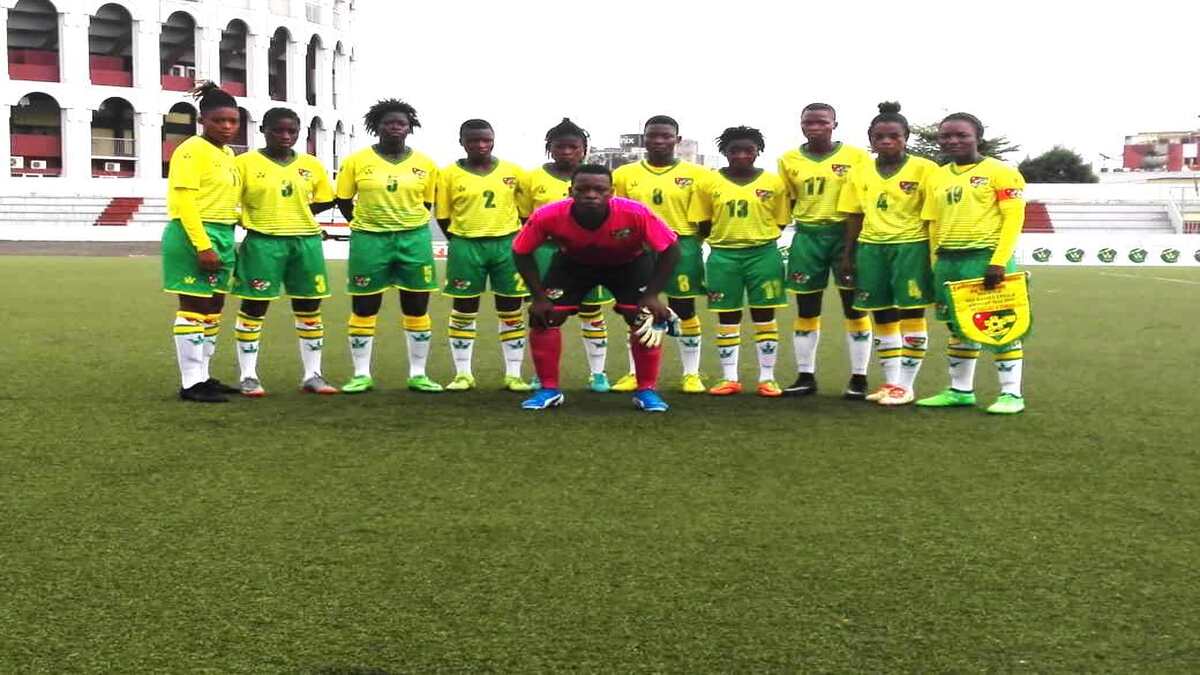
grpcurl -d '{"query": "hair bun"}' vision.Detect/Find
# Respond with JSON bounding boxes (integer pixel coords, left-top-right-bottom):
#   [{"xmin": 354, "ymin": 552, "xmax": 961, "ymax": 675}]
[{"xmin": 878, "ymin": 101, "xmax": 901, "ymax": 114}]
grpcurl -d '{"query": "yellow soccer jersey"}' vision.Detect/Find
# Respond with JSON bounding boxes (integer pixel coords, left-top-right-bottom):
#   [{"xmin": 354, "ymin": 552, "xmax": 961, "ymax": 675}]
[
  {"xmin": 518, "ymin": 165, "xmax": 571, "ymax": 217},
  {"xmin": 436, "ymin": 159, "xmax": 524, "ymax": 238},
  {"xmin": 237, "ymin": 151, "xmax": 333, "ymax": 236},
  {"xmin": 336, "ymin": 146, "xmax": 437, "ymax": 232},
  {"xmin": 167, "ymin": 135, "xmax": 240, "ymax": 223},
  {"xmin": 920, "ymin": 157, "xmax": 1026, "ymax": 251},
  {"xmin": 613, "ymin": 160, "xmax": 705, "ymax": 236},
  {"xmin": 777, "ymin": 142, "xmax": 870, "ymax": 227},
  {"xmin": 838, "ymin": 155, "xmax": 939, "ymax": 244},
  {"xmin": 688, "ymin": 169, "xmax": 791, "ymax": 249}
]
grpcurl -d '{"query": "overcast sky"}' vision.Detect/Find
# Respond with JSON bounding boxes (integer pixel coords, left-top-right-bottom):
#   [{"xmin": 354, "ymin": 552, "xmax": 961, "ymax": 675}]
[{"xmin": 351, "ymin": 0, "xmax": 1199, "ymax": 171}]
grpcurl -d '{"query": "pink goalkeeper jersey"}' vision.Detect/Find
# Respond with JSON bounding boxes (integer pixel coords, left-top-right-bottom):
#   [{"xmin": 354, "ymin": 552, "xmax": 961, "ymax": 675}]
[{"xmin": 512, "ymin": 197, "xmax": 678, "ymax": 266}]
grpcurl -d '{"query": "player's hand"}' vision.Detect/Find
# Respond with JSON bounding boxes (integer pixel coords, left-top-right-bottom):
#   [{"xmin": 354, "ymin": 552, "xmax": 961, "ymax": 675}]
[
  {"xmin": 196, "ymin": 248, "xmax": 221, "ymax": 272},
  {"xmin": 639, "ymin": 294, "xmax": 672, "ymax": 324},
  {"xmin": 983, "ymin": 264, "xmax": 1006, "ymax": 290},
  {"xmin": 634, "ymin": 304, "xmax": 679, "ymax": 348},
  {"xmin": 528, "ymin": 296, "xmax": 555, "ymax": 329},
  {"xmin": 838, "ymin": 254, "xmax": 855, "ymax": 283}
]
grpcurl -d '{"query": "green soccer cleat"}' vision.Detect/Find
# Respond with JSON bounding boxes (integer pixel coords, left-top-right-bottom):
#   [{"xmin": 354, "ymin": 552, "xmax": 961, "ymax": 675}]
[
  {"xmin": 341, "ymin": 375, "xmax": 375, "ymax": 394},
  {"xmin": 986, "ymin": 393, "xmax": 1026, "ymax": 415},
  {"xmin": 589, "ymin": 372, "xmax": 612, "ymax": 393},
  {"xmin": 445, "ymin": 373, "xmax": 476, "ymax": 391},
  {"xmin": 503, "ymin": 375, "xmax": 534, "ymax": 392},
  {"xmin": 407, "ymin": 375, "xmax": 443, "ymax": 393},
  {"xmin": 915, "ymin": 388, "xmax": 977, "ymax": 408}
]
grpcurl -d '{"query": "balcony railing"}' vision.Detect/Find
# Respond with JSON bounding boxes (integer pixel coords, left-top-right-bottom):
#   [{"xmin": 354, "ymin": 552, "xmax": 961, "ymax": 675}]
[{"xmin": 92, "ymin": 137, "xmax": 136, "ymax": 158}]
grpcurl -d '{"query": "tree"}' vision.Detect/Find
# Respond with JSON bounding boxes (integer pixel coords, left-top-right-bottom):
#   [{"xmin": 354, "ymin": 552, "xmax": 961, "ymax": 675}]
[
  {"xmin": 1017, "ymin": 146, "xmax": 1099, "ymax": 183},
  {"xmin": 907, "ymin": 122, "xmax": 1022, "ymax": 164}
]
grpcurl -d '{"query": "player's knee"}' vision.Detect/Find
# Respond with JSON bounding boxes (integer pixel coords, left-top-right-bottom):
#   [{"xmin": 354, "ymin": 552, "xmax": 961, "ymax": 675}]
[
  {"xmin": 241, "ymin": 299, "xmax": 270, "ymax": 318},
  {"xmin": 670, "ymin": 298, "xmax": 696, "ymax": 320}
]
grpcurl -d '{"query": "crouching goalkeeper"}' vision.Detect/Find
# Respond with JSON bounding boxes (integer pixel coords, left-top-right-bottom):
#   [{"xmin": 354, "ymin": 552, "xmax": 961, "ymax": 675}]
[{"xmin": 513, "ymin": 164, "xmax": 681, "ymax": 412}]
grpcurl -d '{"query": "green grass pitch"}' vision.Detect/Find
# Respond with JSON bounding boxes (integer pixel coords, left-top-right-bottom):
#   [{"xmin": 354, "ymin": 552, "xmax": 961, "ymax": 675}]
[{"xmin": 3, "ymin": 256, "xmax": 1200, "ymax": 672}]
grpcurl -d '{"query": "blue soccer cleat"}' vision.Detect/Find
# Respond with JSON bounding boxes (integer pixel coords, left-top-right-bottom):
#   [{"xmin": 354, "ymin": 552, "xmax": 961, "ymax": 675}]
[
  {"xmin": 521, "ymin": 388, "xmax": 564, "ymax": 410},
  {"xmin": 632, "ymin": 389, "xmax": 670, "ymax": 412}
]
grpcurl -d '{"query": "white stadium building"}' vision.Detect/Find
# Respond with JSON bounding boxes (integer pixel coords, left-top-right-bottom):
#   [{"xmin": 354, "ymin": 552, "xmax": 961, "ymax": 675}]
[{"xmin": 0, "ymin": 0, "xmax": 355, "ymax": 231}]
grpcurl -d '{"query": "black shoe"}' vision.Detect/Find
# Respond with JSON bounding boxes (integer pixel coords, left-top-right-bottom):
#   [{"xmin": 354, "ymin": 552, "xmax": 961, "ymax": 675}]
[
  {"xmin": 843, "ymin": 374, "xmax": 869, "ymax": 400},
  {"xmin": 180, "ymin": 383, "xmax": 228, "ymax": 403},
  {"xmin": 783, "ymin": 372, "xmax": 817, "ymax": 396},
  {"xmin": 203, "ymin": 378, "xmax": 240, "ymax": 395}
]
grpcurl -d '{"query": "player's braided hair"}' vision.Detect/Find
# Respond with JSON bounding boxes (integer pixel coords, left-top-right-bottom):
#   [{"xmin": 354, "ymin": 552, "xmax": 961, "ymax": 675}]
[
  {"xmin": 363, "ymin": 99, "xmax": 420, "ymax": 136},
  {"xmin": 544, "ymin": 117, "xmax": 589, "ymax": 154},
  {"xmin": 459, "ymin": 118, "xmax": 493, "ymax": 136},
  {"xmin": 262, "ymin": 107, "xmax": 300, "ymax": 128},
  {"xmin": 941, "ymin": 112, "xmax": 985, "ymax": 142},
  {"xmin": 870, "ymin": 101, "xmax": 909, "ymax": 136},
  {"xmin": 802, "ymin": 102, "xmax": 837, "ymax": 118},
  {"xmin": 716, "ymin": 126, "xmax": 765, "ymax": 154},
  {"xmin": 644, "ymin": 115, "xmax": 679, "ymax": 133},
  {"xmin": 189, "ymin": 80, "xmax": 237, "ymax": 115}
]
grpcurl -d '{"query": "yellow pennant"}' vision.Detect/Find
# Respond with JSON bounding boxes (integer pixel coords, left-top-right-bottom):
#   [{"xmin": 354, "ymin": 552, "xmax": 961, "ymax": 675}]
[{"xmin": 945, "ymin": 272, "xmax": 1033, "ymax": 348}]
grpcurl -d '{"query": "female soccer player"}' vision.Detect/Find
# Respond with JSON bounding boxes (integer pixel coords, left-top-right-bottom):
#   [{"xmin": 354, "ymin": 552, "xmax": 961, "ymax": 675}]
[
  {"xmin": 689, "ymin": 126, "xmax": 792, "ymax": 397},
  {"xmin": 612, "ymin": 115, "xmax": 708, "ymax": 394},
  {"xmin": 518, "ymin": 118, "xmax": 613, "ymax": 392},
  {"xmin": 437, "ymin": 119, "xmax": 531, "ymax": 392},
  {"xmin": 777, "ymin": 103, "xmax": 873, "ymax": 399},
  {"xmin": 230, "ymin": 107, "xmax": 337, "ymax": 397},
  {"xmin": 336, "ymin": 99, "xmax": 442, "ymax": 394},
  {"xmin": 837, "ymin": 103, "xmax": 938, "ymax": 405},
  {"xmin": 916, "ymin": 113, "xmax": 1027, "ymax": 414},
  {"xmin": 162, "ymin": 81, "xmax": 242, "ymax": 403}
]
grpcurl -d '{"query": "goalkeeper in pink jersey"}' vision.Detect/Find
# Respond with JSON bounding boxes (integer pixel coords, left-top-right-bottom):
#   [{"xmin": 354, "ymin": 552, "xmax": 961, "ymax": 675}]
[{"xmin": 513, "ymin": 164, "xmax": 681, "ymax": 412}]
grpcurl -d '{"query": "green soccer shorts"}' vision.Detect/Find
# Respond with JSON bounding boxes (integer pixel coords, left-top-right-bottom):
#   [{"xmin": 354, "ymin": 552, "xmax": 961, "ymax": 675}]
[
  {"xmin": 444, "ymin": 233, "xmax": 530, "ymax": 298},
  {"xmin": 705, "ymin": 243, "xmax": 787, "ymax": 312},
  {"xmin": 933, "ymin": 248, "xmax": 1017, "ymax": 322},
  {"xmin": 853, "ymin": 240, "xmax": 935, "ymax": 311},
  {"xmin": 787, "ymin": 224, "xmax": 852, "ymax": 293},
  {"xmin": 666, "ymin": 235, "xmax": 706, "ymax": 299},
  {"xmin": 233, "ymin": 231, "xmax": 330, "ymax": 300},
  {"xmin": 346, "ymin": 227, "xmax": 438, "ymax": 295},
  {"xmin": 533, "ymin": 241, "xmax": 614, "ymax": 304},
  {"xmin": 161, "ymin": 219, "xmax": 236, "ymax": 297}
]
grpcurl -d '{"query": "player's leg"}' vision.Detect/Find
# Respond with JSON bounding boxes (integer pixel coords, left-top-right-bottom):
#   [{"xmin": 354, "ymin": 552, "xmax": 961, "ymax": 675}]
[
  {"xmin": 987, "ymin": 257, "xmax": 1024, "ymax": 414},
  {"xmin": 668, "ymin": 235, "xmax": 707, "ymax": 393},
  {"xmin": 784, "ymin": 229, "xmax": 829, "ymax": 396},
  {"xmin": 523, "ymin": 253, "xmax": 589, "ymax": 409},
  {"xmin": 393, "ymin": 227, "xmax": 442, "ymax": 392},
  {"xmin": 442, "ymin": 234, "xmax": 488, "ymax": 391},
  {"xmin": 605, "ymin": 255, "xmax": 668, "ymax": 412},
  {"xmin": 882, "ymin": 241, "xmax": 935, "ymax": 406},
  {"xmin": 832, "ymin": 229, "xmax": 871, "ymax": 400},
  {"xmin": 199, "ymin": 225, "xmax": 238, "ymax": 394},
  {"xmin": 281, "ymin": 234, "xmax": 336, "ymax": 394},
  {"xmin": 853, "ymin": 242, "xmax": 898, "ymax": 402},
  {"xmin": 741, "ymin": 242, "xmax": 787, "ymax": 397},
  {"xmin": 489, "ymin": 234, "xmax": 533, "ymax": 392},
  {"xmin": 229, "ymin": 232, "xmax": 281, "ymax": 396},
  {"xmin": 868, "ymin": 308, "xmax": 901, "ymax": 402},
  {"xmin": 234, "ymin": 299, "xmax": 269, "ymax": 397},
  {"xmin": 162, "ymin": 219, "xmax": 233, "ymax": 402},
  {"xmin": 342, "ymin": 231, "xmax": 392, "ymax": 393},
  {"xmin": 917, "ymin": 252, "xmax": 980, "ymax": 407},
  {"xmin": 578, "ymin": 297, "xmax": 611, "ymax": 392},
  {"xmin": 704, "ymin": 247, "xmax": 745, "ymax": 396}
]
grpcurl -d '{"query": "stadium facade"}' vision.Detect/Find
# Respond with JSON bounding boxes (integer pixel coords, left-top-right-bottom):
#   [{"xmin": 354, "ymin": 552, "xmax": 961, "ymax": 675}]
[{"xmin": 1, "ymin": 0, "xmax": 355, "ymax": 197}]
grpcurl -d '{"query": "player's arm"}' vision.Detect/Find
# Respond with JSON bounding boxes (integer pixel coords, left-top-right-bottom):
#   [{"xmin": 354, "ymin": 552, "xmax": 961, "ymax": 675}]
[
  {"xmin": 687, "ymin": 175, "xmax": 714, "ymax": 241},
  {"xmin": 640, "ymin": 212, "xmax": 682, "ymax": 322},
  {"xmin": 310, "ymin": 163, "xmax": 336, "ymax": 215},
  {"xmin": 434, "ymin": 168, "xmax": 453, "ymax": 238},
  {"xmin": 334, "ymin": 156, "xmax": 356, "ymax": 221},
  {"xmin": 512, "ymin": 215, "xmax": 553, "ymax": 326},
  {"xmin": 837, "ymin": 180, "xmax": 863, "ymax": 278},
  {"xmin": 173, "ymin": 188, "xmax": 219, "ymax": 271},
  {"xmin": 778, "ymin": 157, "xmax": 797, "ymax": 212},
  {"xmin": 986, "ymin": 172, "xmax": 1027, "ymax": 288}
]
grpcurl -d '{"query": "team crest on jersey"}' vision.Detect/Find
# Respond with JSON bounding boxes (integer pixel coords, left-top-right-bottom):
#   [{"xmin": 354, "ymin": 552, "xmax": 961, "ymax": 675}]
[
  {"xmin": 255, "ymin": 171, "xmax": 267, "ymax": 179},
  {"xmin": 297, "ymin": 168, "xmax": 312, "ymax": 179},
  {"xmin": 674, "ymin": 177, "xmax": 694, "ymax": 188},
  {"xmin": 830, "ymin": 164, "xmax": 851, "ymax": 177},
  {"xmin": 452, "ymin": 279, "xmax": 471, "ymax": 290},
  {"xmin": 249, "ymin": 279, "xmax": 271, "ymax": 291},
  {"xmin": 970, "ymin": 176, "xmax": 989, "ymax": 187},
  {"xmin": 899, "ymin": 181, "xmax": 919, "ymax": 194},
  {"xmin": 411, "ymin": 167, "xmax": 427, "ymax": 177},
  {"xmin": 353, "ymin": 275, "xmax": 371, "ymax": 287},
  {"xmin": 790, "ymin": 271, "xmax": 809, "ymax": 283},
  {"xmin": 611, "ymin": 227, "xmax": 633, "ymax": 240},
  {"xmin": 545, "ymin": 288, "xmax": 564, "ymax": 300},
  {"xmin": 502, "ymin": 177, "xmax": 517, "ymax": 187},
  {"xmin": 206, "ymin": 273, "xmax": 219, "ymax": 285},
  {"xmin": 755, "ymin": 189, "xmax": 775, "ymax": 202},
  {"xmin": 707, "ymin": 291, "xmax": 725, "ymax": 302},
  {"xmin": 361, "ymin": 166, "xmax": 375, "ymax": 176}
]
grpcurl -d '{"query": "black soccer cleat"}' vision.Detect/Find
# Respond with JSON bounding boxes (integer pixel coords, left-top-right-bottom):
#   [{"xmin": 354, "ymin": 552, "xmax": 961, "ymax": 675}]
[
  {"xmin": 783, "ymin": 372, "xmax": 817, "ymax": 396},
  {"xmin": 202, "ymin": 378, "xmax": 241, "ymax": 395},
  {"xmin": 843, "ymin": 374, "xmax": 869, "ymax": 401},
  {"xmin": 180, "ymin": 382, "xmax": 228, "ymax": 403}
]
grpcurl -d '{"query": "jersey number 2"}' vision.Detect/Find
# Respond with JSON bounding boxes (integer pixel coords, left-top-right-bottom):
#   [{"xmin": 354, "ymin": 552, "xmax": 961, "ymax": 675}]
[{"xmin": 483, "ymin": 190, "xmax": 496, "ymax": 208}]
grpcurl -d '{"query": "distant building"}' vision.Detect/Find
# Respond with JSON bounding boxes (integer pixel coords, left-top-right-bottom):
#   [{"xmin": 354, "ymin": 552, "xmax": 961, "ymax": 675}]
[
  {"xmin": 588, "ymin": 132, "xmax": 708, "ymax": 169},
  {"xmin": 1123, "ymin": 130, "xmax": 1200, "ymax": 172}
]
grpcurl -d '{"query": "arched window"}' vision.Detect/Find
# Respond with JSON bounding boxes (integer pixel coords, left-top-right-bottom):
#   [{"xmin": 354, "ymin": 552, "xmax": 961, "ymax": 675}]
[
  {"xmin": 305, "ymin": 34, "xmax": 323, "ymax": 107},
  {"xmin": 268, "ymin": 27, "xmax": 290, "ymax": 102},
  {"xmin": 91, "ymin": 96, "xmax": 135, "ymax": 177},
  {"xmin": 219, "ymin": 20, "xmax": 249, "ymax": 97},
  {"xmin": 7, "ymin": 0, "xmax": 60, "ymax": 83},
  {"xmin": 88, "ymin": 3, "xmax": 133, "ymax": 87},
  {"xmin": 161, "ymin": 102, "xmax": 197, "ymax": 177},
  {"xmin": 10, "ymin": 92, "xmax": 62, "ymax": 176},
  {"xmin": 160, "ymin": 11, "xmax": 196, "ymax": 92}
]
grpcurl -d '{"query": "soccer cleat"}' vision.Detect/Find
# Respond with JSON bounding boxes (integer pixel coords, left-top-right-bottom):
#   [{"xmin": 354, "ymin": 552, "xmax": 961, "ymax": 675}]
[
  {"xmin": 843, "ymin": 374, "xmax": 869, "ymax": 401},
  {"xmin": 522, "ymin": 388, "xmax": 564, "ymax": 410},
  {"xmin": 203, "ymin": 378, "xmax": 240, "ymax": 395},
  {"xmin": 180, "ymin": 382, "xmax": 227, "ymax": 403},
  {"xmin": 986, "ymin": 393, "xmax": 1026, "ymax": 415},
  {"xmin": 503, "ymin": 375, "xmax": 534, "ymax": 392},
  {"xmin": 757, "ymin": 380, "xmax": 784, "ymax": 398},
  {"xmin": 407, "ymin": 375, "xmax": 444, "ymax": 393},
  {"xmin": 878, "ymin": 386, "xmax": 915, "ymax": 406},
  {"xmin": 783, "ymin": 372, "xmax": 817, "ymax": 396},
  {"xmin": 301, "ymin": 374, "xmax": 339, "ymax": 395},
  {"xmin": 708, "ymin": 380, "xmax": 743, "ymax": 396},
  {"xmin": 341, "ymin": 375, "xmax": 375, "ymax": 394},
  {"xmin": 589, "ymin": 372, "xmax": 612, "ymax": 393},
  {"xmin": 866, "ymin": 385, "xmax": 897, "ymax": 402},
  {"xmin": 916, "ymin": 388, "xmax": 977, "ymax": 408},
  {"xmin": 240, "ymin": 377, "xmax": 266, "ymax": 398},
  {"xmin": 610, "ymin": 373, "xmax": 638, "ymax": 393},
  {"xmin": 633, "ymin": 389, "xmax": 670, "ymax": 412},
  {"xmin": 445, "ymin": 373, "xmax": 476, "ymax": 391},
  {"xmin": 680, "ymin": 373, "xmax": 707, "ymax": 394}
]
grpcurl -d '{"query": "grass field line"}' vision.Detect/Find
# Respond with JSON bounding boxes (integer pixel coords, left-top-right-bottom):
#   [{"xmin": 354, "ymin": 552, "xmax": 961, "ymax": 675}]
[{"xmin": 1099, "ymin": 271, "xmax": 1200, "ymax": 285}]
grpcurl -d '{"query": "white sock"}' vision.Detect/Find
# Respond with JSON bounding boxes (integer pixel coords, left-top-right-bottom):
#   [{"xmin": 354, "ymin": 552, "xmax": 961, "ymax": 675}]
[
  {"xmin": 295, "ymin": 310, "xmax": 324, "ymax": 380},
  {"xmin": 235, "ymin": 311, "xmax": 263, "ymax": 380},
  {"xmin": 948, "ymin": 337, "xmax": 981, "ymax": 392},
  {"xmin": 448, "ymin": 310, "xmax": 477, "ymax": 377},
  {"xmin": 898, "ymin": 318, "xmax": 928, "ymax": 392},
  {"xmin": 403, "ymin": 314, "xmax": 433, "ymax": 378},
  {"xmin": 173, "ymin": 311, "xmax": 208, "ymax": 388},
  {"xmin": 875, "ymin": 322, "xmax": 902, "ymax": 386},
  {"xmin": 677, "ymin": 315, "xmax": 702, "ymax": 377},
  {"xmin": 716, "ymin": 324, "xmax": 740, "ymax": 382},
  {"xmin": 625, "ymin": 338, "xmax": 636, "ymax": 376},
  {"xmin": 846, "ymin": 317, "xmax": 872, "ymax": 377},
  {"xmin": 497, "ymin": 309, "xmax": 527, "ymax": 379},
  {"xmin": 579, "ymin": 308, "xmax": 608, "ymax": 376},
  {"xmin": 996, "ymin": 340, "xmax": 1024, "ymax": 396},
  {"xmin": 347, "ymin": 313, "xmax": 377, "ymax": 378},
  {"xmin": 792, "ymin": 317, "xmax": 820, "ymax": 374},
  {"xmin": 754, "ymin": 320, "xmax": 779, "ymax": 382},
  {"xmin": 202, "ymin": 313, "xmax": 221, "ymax": 381}
]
